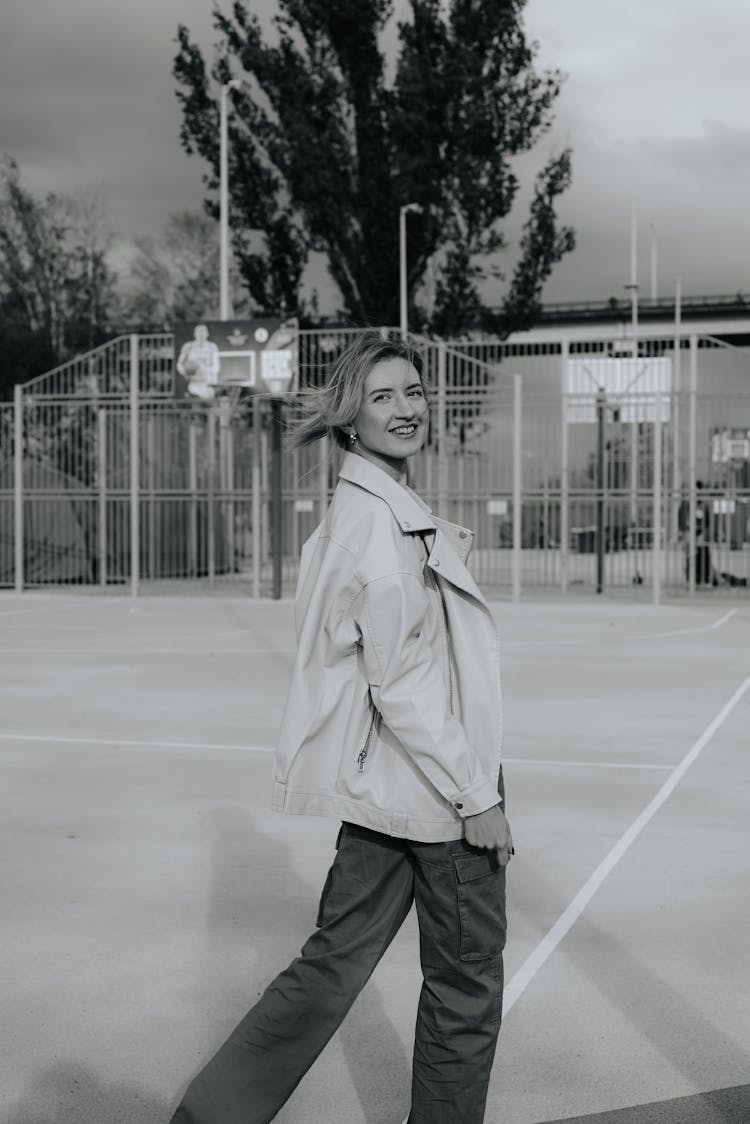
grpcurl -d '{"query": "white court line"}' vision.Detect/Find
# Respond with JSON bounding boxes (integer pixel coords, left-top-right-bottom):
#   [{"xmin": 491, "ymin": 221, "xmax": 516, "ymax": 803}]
[
  {"xmin": 0, "ymin": 735, "xmax": 676, "ymax": 771},
  {"xmin": 0, "ymin": 602, "xmax": 92, "ymax": 619},
  {"xmin": 503, "ymin": 673, "xmax": 750, "ymax": 1016},
  {"xmin": 504, "ymin": 757, "xmax": 672, "ymax": 771},
  {"xmin": 5, "ymin": 604, "xmax": 738, "ymax": 655},
  {"xmin": 0, "ymin": 647, "xmax": 296, "ymax": 656},
  {"xmin": 496, "ymin": 607, "xmax": 741, "ymax": 649},
  {"xmin": 709, "ymin": 607, "xmax": 738, "ymax": 629},
  {"xmin": 0, "ymin": 733, "xmax": 276, "ymax": 752},
  {"xmin": 623, "ymin": 606, "xmax": 738, "ymax": 641}
]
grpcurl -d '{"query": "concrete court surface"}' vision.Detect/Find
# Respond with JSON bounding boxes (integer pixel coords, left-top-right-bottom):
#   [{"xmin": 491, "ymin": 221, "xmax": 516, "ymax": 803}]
[{"xmin": 0, "ymin": 591, "xmax": 748, "ymax": 1124}]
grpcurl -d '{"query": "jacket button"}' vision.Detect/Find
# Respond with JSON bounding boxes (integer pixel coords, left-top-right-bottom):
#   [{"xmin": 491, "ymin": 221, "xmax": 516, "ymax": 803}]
[
  {"xmin": 433, "ymin": 559, "xmax": 440, "ymax": 566},
  {"xmin": 454, "ymin": 802, "xmax": 464, "ymax": 810},
  {"xmin": 403, "ymin": 520, "xmax": 411, "ymax": 528},
  {"xmin": 459, "ymin": 530, "xmax": 468, "ymax": 539}
]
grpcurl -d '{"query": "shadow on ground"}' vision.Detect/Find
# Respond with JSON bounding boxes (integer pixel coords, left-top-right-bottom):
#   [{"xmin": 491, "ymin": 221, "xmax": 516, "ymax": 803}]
[
  {"xmin": 542, "ymin": 1082, "xmax": 750, "ymax": 1123},
  {"xmin": 6, "ymin": 1061, "xmax": 169, "ymax": 1124},
  {"xmin": 174, "ymin": 806, "xmax": 413, "ymax": 1124}
]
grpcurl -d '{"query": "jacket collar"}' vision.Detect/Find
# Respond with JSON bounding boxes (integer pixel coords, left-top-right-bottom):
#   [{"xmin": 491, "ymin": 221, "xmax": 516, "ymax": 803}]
[
  {"xmin": 337, "ymin": 452, "xmax": 484, "ymax": 605},
  {"xmin": 338, "ymin": 452, "xmax": 436, "ymax": 534}
]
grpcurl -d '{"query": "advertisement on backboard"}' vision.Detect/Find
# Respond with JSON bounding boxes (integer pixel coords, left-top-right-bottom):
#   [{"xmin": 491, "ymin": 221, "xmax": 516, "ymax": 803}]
[{"xmin": 174, "ymin": 318, "xmax": 298, "ymax": 399}]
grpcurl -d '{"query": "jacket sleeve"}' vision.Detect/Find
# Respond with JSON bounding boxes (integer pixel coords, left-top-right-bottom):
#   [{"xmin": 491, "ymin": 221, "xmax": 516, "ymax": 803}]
[{"xmin": 351, "ymin": 571, "xmax": 501, "ymax": 818}]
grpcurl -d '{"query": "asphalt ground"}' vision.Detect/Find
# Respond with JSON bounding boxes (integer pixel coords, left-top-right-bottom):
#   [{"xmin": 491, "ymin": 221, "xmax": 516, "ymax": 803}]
[{"xmin": 1, "ymin": 593, "xmax": 748, "ymax": 1124}]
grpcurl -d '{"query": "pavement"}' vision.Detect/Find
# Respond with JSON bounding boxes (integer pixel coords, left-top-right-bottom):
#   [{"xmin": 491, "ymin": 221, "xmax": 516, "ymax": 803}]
[{"xmin": 1, "ymin": 593, "xmax": 748, "ymax": 1123}]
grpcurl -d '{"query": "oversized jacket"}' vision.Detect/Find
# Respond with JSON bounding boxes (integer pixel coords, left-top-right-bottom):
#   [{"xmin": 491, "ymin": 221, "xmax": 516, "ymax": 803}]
[{"xmin": 272, "ymin": 452, "xmax": 504, "ymax": 842}]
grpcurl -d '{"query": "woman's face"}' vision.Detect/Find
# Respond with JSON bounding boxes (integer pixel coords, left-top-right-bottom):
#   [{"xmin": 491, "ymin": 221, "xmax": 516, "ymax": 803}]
[{"xmin": 351, "ymin": 357, "xmax": 428, "ymax": 480}]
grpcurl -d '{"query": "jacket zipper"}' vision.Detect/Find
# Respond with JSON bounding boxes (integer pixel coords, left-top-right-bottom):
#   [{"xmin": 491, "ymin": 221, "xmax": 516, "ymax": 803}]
[
  {"xmin": 357, "ymin": 712, "xmax": 377, "ymax": 772},
  {"xmin": 431, "ymin": 572, "xmax": 454, "ymax": 713}
]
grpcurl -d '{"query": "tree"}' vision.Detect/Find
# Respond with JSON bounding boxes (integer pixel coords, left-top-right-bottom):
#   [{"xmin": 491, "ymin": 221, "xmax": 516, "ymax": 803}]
[
  {"xmin": 0, "ymin": 158, "xmax": 115, "ymax": 398},
  {"xmin": 116, "ymin": 210, "xmax": 252, "ymax": 328},
  {"xmin": 173, "ymin": 0, "xmax": 575, "ymax": 336}
]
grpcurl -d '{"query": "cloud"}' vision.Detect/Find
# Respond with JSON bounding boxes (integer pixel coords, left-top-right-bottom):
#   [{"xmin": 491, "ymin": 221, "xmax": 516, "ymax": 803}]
[
  {"xmin": 638, "ymin": 122, "xmax": 750, "ymax": 182},
  {"xmin": 0, "ymin": 0, "xmax": 220, "ymax": 231},
  {"xmin": 2, "ymin": 0, "xmax": 749, "ymax": 307}
]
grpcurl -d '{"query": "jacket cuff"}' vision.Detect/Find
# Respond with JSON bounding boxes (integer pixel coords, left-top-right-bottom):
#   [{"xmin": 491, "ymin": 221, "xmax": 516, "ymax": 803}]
[{"xmin": 446, "ymin": 776, "xmax": 503, "ymax": 819}]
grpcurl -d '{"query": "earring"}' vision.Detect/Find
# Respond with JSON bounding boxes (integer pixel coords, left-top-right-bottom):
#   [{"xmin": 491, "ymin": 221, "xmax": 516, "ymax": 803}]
[{"xmin": 349, "ymin": 430, "xmax": 357, "ymax": 443}]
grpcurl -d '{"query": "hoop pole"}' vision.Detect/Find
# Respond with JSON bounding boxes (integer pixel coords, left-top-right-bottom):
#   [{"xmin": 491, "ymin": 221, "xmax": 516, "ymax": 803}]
[
  {"xmin": 188, "ymin": 420, "xmax": 198, "ymax": 577},
  {"xmin": 270, "ymin": 398, "xmax": 283, "ymax": 600}
]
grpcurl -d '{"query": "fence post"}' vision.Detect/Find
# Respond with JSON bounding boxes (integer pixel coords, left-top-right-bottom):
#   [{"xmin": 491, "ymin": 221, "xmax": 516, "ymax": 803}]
[
  {"xmin": 512, "ymin": 374, "xmax": 522, "ymax": 603},
  {"xmin": 652, "ymin": 393, "xmax": 663, "ymax": 604},
  {"xmin": 270, "ymin": 398, "xmax": 283, "ymax": 600},
  {"xmin": 207, "ymin": 404, "xmax": 216, "ymax": 587},
  {"xmin": 595, "ymin": 389, "xmax": 606, "ymax": 595},
  {"xmin": 291, "ymin": 442, "xmax": 300, "ymax": 560},
  {"xmin": 437, "ymin": 342, "xmax": 447, "ymax": 519},
  {"xmin": 188, "ymin": 420, "xmax": 198, "ymax": 577},
  {"xmin": 13, "ymin": 384, "xmax": 23, "ymax": 592},
  {"xmin": 560, "ymin": 340, "xmax": 569, "ymax": 593},
  {"xmin": 671, "ymin": 318, "xmax": 682, "ymax": 551},
  {"xmin": 318, "ymin": 435, "xmax": 329, "ymax": 522},
  {"xmin": 129, "ymin": 334, "xmax": 140, "ymax": 598},
  {"xmin": 252, "ymin": 395, "xmax": 262, "ymax": 598},
  {"xmin": 687, "ymin": 335, "xmax": 698, "ymax": 594},
  {"xmin": 98, "ymin": 406, "xmax": 108, "ymax": 586},
  {"xmin": 147, "ymin": 413, "xmax": 156, "ymax": 581}
]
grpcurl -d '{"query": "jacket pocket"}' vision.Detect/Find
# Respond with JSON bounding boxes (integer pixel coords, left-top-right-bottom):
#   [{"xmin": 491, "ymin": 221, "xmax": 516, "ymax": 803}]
[{"xmin": 454, "ymin": 849, "xmax": 507, "ymax": 961}]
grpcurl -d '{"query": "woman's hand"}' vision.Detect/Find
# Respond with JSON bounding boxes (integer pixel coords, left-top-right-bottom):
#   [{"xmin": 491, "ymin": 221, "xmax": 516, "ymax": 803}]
[{"xmin": 464, "ymin": 804, "xmax": 514, "ymax": 865}]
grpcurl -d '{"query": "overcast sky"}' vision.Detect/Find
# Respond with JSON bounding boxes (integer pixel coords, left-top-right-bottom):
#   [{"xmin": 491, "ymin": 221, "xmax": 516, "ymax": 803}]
[{"xmin": 2, "ymin": 0, "xmax": 749, "ymax": 309}]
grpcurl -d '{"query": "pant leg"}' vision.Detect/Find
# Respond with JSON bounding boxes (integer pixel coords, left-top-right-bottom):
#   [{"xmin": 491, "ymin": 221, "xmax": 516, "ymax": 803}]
[
  {"xmin": 171, "ymin": 823, "xmax": 415, "ymax": 1124},
  {"xmin": 407, "ymin": 838, "xmax": 506, "ymax": 1124}
]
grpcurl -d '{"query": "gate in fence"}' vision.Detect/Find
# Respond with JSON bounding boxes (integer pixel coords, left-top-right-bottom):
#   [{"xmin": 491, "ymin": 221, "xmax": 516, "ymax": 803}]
[{"xmin": 1, "ymin": 328, "xmax": 748, "ymax": 598}]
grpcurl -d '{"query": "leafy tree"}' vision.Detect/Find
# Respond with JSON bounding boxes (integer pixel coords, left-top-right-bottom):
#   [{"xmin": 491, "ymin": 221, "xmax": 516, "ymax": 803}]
[
  {"xmin": 116, "ymin": 210, "xmax": 252, "ymax": 328},
  {"xmin": 173, "ymin": 0, "xmax": 575, "ymax": 336},
  {"xmin": 0, "ymin": 158, "xmax": 115, "ymax": 398}
]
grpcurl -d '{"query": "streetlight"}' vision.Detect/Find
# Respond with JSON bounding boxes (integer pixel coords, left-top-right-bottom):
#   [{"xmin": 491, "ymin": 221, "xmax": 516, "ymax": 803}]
[
  {"xmin": 220, "ymin": 79, "xmax": 243, "ymax": 320},
  {"xmin": 399, "ymin": 202, "xmax": 423, "ymax": 338}
]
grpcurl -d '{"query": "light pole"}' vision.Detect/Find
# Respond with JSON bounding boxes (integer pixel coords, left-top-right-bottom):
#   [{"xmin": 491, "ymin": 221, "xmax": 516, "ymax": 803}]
[
  {"xmin": 399, "ymin": 202, "xmax": 422, "ymax": 338},
  {"xmin": 220, "ymin": 79, "xmax": 243, "ymax": 320}
]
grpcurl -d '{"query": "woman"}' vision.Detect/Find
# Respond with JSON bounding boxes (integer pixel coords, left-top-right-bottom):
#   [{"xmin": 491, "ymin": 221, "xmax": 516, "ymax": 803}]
[{"xmin": 170, "ymin": 331, "xmax": 512, "ymax": 1124}]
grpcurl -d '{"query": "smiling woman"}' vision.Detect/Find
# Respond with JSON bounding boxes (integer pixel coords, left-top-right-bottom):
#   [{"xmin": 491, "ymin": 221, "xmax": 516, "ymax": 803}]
[
  {"xmin": 169, "ymin": 329, "xmax": 512, "ymax": 1124},
  {"xmin": 289, "ymin": 332, "xmax": 428, "ymax": 457}
]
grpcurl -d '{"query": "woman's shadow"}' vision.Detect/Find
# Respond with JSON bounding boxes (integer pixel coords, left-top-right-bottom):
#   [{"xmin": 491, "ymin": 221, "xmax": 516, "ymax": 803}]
[{"xmin": 6, "ymin": 1061, "xmax": 166, "ymax": 1124}]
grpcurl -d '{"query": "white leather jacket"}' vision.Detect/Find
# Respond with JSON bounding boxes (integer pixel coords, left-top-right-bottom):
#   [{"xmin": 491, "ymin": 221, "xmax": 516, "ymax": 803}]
[{"xmin": 272, "ymin": 452, "xmax": 504, "ymax": 842}]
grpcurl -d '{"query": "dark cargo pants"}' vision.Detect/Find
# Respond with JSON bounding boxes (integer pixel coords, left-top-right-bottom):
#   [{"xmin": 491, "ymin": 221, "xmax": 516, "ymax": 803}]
[{"xmin": 170, "ymin": 821, "xmax": 507, "ymax": 1124}]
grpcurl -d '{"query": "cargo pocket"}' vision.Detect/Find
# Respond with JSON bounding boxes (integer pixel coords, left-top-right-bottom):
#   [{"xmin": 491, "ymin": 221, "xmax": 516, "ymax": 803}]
[
  {"xmin": 315, "ymin": 824, "xmax": 345, "ymax": 928},
  {"xmin": 454, "ymin": 849, "xmax": 507, "ymax": 961}
]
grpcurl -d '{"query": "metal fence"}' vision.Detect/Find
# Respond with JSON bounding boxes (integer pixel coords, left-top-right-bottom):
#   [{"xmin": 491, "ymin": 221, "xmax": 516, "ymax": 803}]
[{"xmin": 1, "ymin": 328, "xmax": 749, "ymax": 598}]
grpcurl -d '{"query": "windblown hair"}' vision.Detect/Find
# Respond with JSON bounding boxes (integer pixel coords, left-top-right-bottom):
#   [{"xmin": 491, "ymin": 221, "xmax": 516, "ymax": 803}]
[{"xmin": 290, "ymin": 331, "xmax": 426, "ymax": 451}]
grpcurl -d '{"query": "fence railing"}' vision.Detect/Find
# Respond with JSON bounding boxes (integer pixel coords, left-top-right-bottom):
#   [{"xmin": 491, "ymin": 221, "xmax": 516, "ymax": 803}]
[{"xmin": 1, "ymin": 328, "xmax": 749, "ymax": 598}]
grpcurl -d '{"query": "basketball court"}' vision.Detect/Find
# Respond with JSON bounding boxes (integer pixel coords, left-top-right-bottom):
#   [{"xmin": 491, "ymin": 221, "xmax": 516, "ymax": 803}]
[{"xmin": 1, "ymin": 592, "xmax": 748, "ymax": 1123}]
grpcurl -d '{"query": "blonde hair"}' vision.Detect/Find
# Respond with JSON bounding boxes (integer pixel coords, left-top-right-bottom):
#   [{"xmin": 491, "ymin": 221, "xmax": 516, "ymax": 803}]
[{"xmin": 290, "ymin": 331, "xmax": 426, "ymax": 451}]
